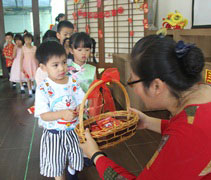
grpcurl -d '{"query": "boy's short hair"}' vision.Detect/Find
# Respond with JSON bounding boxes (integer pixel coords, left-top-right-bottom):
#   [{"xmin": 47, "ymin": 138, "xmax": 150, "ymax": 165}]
[
  {"xmin": 42, "ymin": 30, "xmax": 58, "ymax": 42},
  {"xmin": 57, "ymin": 20, "xmax": 74, "ymax": 33},
  {"xmin": 5, "ymin": 32, "xmax": 14, "ymax": 38},
  {"xmin": 36, "ymin": 41, "xmax": 66, "ymax": 65},
  {"xmin": 14, "ymin": 34, "xmax": 24, "ymax": 44},
  {"xmin": 23, "ymin": 33, "xmax": 34, "ymax": 41}
]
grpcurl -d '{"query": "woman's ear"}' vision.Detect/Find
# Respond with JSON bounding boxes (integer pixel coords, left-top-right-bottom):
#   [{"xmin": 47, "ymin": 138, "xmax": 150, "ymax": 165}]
[
  {"xmin": 40, "ymin": 63, "xmax": 47, "ymax": 72},
  {"xmin": 149, "ymin": 78, "xmax": 166, "ymax": 97},
  {"xmin": 56, "ymin": 32, "xmax": 60, "ymax": 40}
]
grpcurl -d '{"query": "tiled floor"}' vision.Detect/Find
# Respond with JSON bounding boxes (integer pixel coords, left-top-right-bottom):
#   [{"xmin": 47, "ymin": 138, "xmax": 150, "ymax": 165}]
[{"xmin": 0, "ymin": 78, "xmax": 169, "ymax": 180}]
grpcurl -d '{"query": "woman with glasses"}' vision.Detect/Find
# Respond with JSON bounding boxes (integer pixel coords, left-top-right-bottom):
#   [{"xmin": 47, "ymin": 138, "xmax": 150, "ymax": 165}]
[{"xmin": 80, "ymin": 35, "xmax": 211, "ymax": 179}]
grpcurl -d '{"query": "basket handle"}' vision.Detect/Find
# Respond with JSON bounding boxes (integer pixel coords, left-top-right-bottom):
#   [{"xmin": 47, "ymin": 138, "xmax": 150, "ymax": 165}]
[{"xmin": 78, "ymin": 79, "xmax": 130, "ymax": 140}]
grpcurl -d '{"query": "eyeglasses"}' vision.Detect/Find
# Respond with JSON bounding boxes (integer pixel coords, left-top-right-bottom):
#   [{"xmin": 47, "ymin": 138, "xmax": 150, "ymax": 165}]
[{"xmin": 127, "ymin": 76, "xmax": 145, "ymax": 87}]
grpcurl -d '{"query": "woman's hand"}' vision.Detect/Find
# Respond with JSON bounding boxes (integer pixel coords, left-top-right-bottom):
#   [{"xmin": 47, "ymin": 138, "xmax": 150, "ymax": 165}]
[
  {"xmin": 130, "ymin": 107, "xmax": 162, "ymax": 133},
  {"xmin": 80, "ymin": 128, "xmax": 100, "ymax": 159},
  {"xmin": 130, "ymin": 107, "xmax": 150, "ymax": 129}
]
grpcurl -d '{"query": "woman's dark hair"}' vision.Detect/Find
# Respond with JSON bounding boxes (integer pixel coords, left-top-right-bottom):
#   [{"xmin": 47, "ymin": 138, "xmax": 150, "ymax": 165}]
[
  {"xmin": 42, "ymin": 30, "xmax": 58, "ymax": 42},
  {"xmin": 130, "ymin": 35, "xmax": 204, "ymax": 96},
  {"xmin": 55, "ymin": 13, "xmax": 65, "ymax": 22},
  {"xmin": 14, "ymin": 34, "xmax": 24, "ymax": 44},
  {"xmin": 23, "ymin": 32, "xmax": 34, "ymax": 42},
  {"xmin": 36, "ymin": 41, "xmax": 66, "ymax": 65}
]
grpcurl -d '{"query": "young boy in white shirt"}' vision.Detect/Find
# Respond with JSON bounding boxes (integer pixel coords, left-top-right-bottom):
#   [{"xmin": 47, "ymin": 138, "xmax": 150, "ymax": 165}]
[{"xmin": 35, "ymin": 41, "xmax": 84, "ymax": 180}]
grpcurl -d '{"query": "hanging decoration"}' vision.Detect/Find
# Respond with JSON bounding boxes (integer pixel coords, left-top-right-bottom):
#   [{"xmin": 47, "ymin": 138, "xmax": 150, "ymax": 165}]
[
  {"xmin": 97, "ymin": 0, "xmax": 102, "ymax": 8},
  {"xmin": 98, "ymin": 29, "xmax": 103, "ymax": 39},
  {"xmin": 74, "ymin": 0, "xmax": 80, "ymax": 3},
  {"xmin": 128, "ymin": 18, "xmax": 133, "ymax": 24},
  {"xmin": 143, "ymin": 18, "xmax": 149, "ymax": 29},
  {"xmin": 74, "ymin": 23, "xmax": 78, "ymax": 32},
  {"xmin": 86, "ymin": 25, "xmax": 90, "ymax": 34},
  {"xmin": 130, "ymin": 31, "xmax": 134, "ymax": 37},
  {"xmin": 130, "ymin": 1, "xmax": 149, "ymax": 30},
  {"xmin": 73, "ymin": 7, "xmax": 124, "ymax": 19},
  {"xmin": 74, "ymin": 0, "xmax": 87, "ymax": 10}
]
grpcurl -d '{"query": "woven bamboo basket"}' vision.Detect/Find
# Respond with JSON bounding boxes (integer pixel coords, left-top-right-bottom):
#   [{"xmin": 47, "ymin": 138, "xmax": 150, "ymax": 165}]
[{"xmin": 75, "ymin": 79, "xmax": 139, "ymax": 149}]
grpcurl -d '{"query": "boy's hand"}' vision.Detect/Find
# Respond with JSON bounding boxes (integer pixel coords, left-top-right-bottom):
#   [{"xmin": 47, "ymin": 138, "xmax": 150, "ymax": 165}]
[{"xmin": 61, "ymin": 109, "xmax": 77, "ymax": 121}]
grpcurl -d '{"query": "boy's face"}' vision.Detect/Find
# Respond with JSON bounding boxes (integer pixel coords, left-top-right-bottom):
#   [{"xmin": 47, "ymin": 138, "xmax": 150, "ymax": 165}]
[
  {"xmin": 41, "ymin": 55, "xmax": 68, "ymax": 83},
  {"xmin": 70, "ymin": 47, "xmax": 91, "ymax": 65},
  {"xmin": 5, "ymin": 35, "xmax": 13, "ymax": 44},
  {"xmin": 56, "ymin": 27, "xmax": 74, "ymax": 44}
]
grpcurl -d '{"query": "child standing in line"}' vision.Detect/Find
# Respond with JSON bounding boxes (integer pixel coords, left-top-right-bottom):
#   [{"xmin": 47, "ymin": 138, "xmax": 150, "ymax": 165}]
[
  {"xmin": 56, "ymin": 20, "xmax": 74, "ymax": 62},
  {"xmin": 9, "ymin": 34, "xmax": 26, "ymax": 93},
  {"xmin": 35, "ymin": 41, "xmax": 85, "ymax": 180},
  {"xmin": 35, "ymin": 30, "xmax": 59, "ymax": 86},
  {"xmin": 3, "ymin": 32, "xmax": 15, "ymax": 82},
  {"xmin": 20, "ymin": 33, "xmax": 38, "ymax": 97},
  {"xmin": 68, "ymin": 32, "xmax": 96, "ymax": 93},
  {"xmin": 68, "ymin": 32, "xmax": 97, "ymax": 167}
]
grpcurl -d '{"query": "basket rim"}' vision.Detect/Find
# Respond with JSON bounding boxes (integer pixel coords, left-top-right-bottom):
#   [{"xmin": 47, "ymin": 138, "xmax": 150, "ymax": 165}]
[{"xmin": 78, "ymin": 79, "xmax": 131, "ymax": 142}]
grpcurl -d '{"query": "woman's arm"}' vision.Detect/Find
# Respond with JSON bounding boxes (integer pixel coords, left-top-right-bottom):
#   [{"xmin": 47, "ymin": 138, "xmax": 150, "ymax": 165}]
[{"xmin": 80, "ymin": 128, "xmax": 137, "ymax": 180}]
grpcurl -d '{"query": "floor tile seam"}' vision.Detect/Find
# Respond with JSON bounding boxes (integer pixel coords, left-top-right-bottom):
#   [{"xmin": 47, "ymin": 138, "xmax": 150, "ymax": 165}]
[
  {"xmin": 0, "ymin": 126, "xmax": 11, "ymax": 147},
  {"xmin": 124, "ymin": 142, "xmax": 143, "ymax": 170},
  {"xmin": 145, "ymin": 130, "xmax": 161, "ymax": 143},
  {"xmin": 126, "ymin": 141, "xmax": 158, "ymax": 147}
]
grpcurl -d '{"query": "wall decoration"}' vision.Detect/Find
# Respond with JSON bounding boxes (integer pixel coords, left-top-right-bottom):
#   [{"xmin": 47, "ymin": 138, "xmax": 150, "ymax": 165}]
[
  {"xmin": 98, "ymin": 29, "xmax": 103, "ymax": 39},
  {"xmin": 130, "ymin": 31, "xmax": 134, "ymax": 37},
  {"xmin": 97, "ymin": 0, "xmax": 102, "ymax": 8},
  {"xmin": 86, "ymin": 25, "xmax": 90, "ymax": 34},
  {"xmin": 128, "ymin": 18, "xmax": 133, "ymax": 24},
  {"xmin": 143, "ymin": 18, "xmax": 148, "ymax": 29},
  {"xmin": 192, "ymin": 0, "xmax": 211, "ymax": 28},
  {"xmin": 73, "ymin": 7, "xmax": 124, "ymax": 19},
  {"xmin": 162, "ymin": 11, "xmax": 188, "ymax": 30}
]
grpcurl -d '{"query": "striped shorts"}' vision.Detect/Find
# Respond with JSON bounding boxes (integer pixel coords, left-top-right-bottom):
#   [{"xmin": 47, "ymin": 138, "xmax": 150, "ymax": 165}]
[{"xmin": 40, "ymin": 129, "xmax": 84, "ymax": 177}]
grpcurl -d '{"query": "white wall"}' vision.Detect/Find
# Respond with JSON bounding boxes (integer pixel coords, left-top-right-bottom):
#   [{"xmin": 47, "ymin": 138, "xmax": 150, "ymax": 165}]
[
  {"xmin": 156, "ymin": 0, "xmax": 192, "ymax": 29},
  {"xmin": 51, "ymin": 0, "xmax": 65, "ymax": 24}
]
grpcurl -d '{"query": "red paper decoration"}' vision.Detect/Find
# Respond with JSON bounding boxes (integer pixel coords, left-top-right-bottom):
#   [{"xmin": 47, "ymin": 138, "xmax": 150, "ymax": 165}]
[
  {"xmin": 144, "ymin": 8, "xmax": 149, "ymax": 14},
  {"xmin": 143, "ymin": 18, "xmax": 148, "ymax": 29},
  {"xmin": 140, "ymin": 3, "xmax": 148, "ymax": 10},
  {"xmin": 73, "ymin": 7, "xmax": 124, "ymax": 19},
  {"xmin": 143, "ymin": 19, "xmax": 148, "ymax": 24},
  {"xmin": 130, "ymin": 31, "xmax": 134, "ymax": 37},
  {"xmin": 86, "ymin": 25, "xmax": 90, "ymax": 34},
  {"xmin": 98, "ymin": 29, "xmax": 103, "ymax": 39},
  {"xmin": 128, "ymin": 18, "xmax": 133, "ymax": 24},
  {"xmin": 97, "ymin": 0, "xmax": 102, "ymax": 8},
  {"xmin": 72, "ymin": 12, "xmax": 77, "ymax": 20}
]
